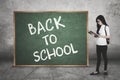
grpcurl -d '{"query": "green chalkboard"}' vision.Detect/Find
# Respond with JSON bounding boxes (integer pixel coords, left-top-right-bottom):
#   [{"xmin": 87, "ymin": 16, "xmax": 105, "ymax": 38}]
[{"xmin": 14, "ymin": 11, "xmax": 88, "ymax": 66}]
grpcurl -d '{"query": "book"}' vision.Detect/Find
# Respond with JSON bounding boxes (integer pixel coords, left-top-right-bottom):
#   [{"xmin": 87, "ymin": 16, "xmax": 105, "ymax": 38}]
[{"xmin": 88, "ymin": 31, "xmax": 98, "ymax": 37}]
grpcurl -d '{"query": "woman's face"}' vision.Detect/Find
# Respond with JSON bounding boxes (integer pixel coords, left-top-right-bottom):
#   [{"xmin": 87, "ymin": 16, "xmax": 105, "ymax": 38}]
[{"xmin": 97, "ymin": 19, "xmax": 103, "ymax": 26}]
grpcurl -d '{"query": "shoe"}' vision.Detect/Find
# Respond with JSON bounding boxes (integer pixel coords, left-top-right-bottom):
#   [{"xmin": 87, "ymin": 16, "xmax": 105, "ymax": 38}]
[
  {"xmin": 104, "ymin": 71, "xmax": 108, "ymax": 75},
  {"xmin": 90, "ymin": 71, "xmax": 100, "ymax": 75}
]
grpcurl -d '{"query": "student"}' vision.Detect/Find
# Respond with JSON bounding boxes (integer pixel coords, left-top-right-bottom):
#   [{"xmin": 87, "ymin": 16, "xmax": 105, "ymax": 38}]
[{"xmin": 90, "ymin": 15, "xmax": 110, "ymax": 75}]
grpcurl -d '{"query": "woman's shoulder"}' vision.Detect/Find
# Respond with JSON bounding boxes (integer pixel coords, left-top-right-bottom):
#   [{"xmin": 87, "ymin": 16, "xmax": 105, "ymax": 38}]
[
  {"xmin": 105, "ymin": 25, "xmax": 109, "ymax": 29},
  {"xmin": 105, "ymin": 25, "xmax": 110, "ymax": 31}
]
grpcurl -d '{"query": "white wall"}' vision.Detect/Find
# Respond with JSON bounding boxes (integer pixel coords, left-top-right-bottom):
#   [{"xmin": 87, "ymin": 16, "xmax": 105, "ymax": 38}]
[{"xmin": 0, "ymin": 0, "xmax": 120, "ymax": 58}]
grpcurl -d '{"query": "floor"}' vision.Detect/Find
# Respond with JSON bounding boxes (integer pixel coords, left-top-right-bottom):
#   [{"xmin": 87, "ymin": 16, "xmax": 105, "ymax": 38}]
[{"xmin": 0, "ymin": 55, "xmax": 120, "ymax": 80}]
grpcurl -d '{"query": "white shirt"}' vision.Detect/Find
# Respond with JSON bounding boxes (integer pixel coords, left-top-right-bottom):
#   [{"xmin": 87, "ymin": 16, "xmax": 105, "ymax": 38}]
[{"xmin": 96, "ymin": 25, "xmax": 110, "ymax": 45}]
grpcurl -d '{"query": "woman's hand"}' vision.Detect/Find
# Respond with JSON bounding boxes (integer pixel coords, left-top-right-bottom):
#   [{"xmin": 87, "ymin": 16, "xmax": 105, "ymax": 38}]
[{"xmin": 94, "ymin": 34, "xmax": 99, "ymax": 38}]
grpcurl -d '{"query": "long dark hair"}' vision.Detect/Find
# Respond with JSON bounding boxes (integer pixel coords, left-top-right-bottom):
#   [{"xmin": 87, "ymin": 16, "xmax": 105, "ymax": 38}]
[{"xmin": 96, "ymin": 15, "xmax": 108, "ymax": 34}]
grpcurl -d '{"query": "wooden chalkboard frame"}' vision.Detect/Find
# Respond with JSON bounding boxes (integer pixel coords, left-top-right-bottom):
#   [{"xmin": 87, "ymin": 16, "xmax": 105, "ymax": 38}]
[{"xmin": 13, "ymin": 11, "xmax": 89, "ymax": 67}]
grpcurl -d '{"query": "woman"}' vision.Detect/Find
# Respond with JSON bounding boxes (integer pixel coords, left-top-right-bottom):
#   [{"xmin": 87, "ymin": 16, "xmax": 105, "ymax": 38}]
[{"xmin": 90, "ymin": 15, "xmax": 110, "ymax": 75}]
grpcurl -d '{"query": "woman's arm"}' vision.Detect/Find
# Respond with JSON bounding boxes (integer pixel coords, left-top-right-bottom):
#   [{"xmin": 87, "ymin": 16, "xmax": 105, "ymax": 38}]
[
  {"xmin": 99, "ymin": 26, "xmax": 110, "ymax": 38},
  {"xmin": 99, "ymin": 35, "xmax": 110, "ymax": 38}
]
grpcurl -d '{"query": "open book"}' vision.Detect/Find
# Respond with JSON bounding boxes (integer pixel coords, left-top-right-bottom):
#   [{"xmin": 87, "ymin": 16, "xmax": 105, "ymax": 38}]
[{"xmin": 88, "ymin": 31, "xmax": 99, "ymax": 37}]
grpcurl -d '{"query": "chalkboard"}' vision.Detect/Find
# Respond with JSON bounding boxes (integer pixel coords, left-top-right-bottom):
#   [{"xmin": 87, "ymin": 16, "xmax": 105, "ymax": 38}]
[{"xmin": 14, "ymin": 11, "xmax": 88, "ymax": 66}]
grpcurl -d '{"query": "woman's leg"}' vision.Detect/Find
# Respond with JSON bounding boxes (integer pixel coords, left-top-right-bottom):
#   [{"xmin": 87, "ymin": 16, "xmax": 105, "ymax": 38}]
[
  {"xmin": 102, "ymin": 46, "xmax": 108, "ymax": 71},
  {"xmin": 96, "ymin": 45, "xmax": 102, "ymax": 72},
  {"xmin": 90, "ymin": 45, "xmax": 102, "ymax": 75}
]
